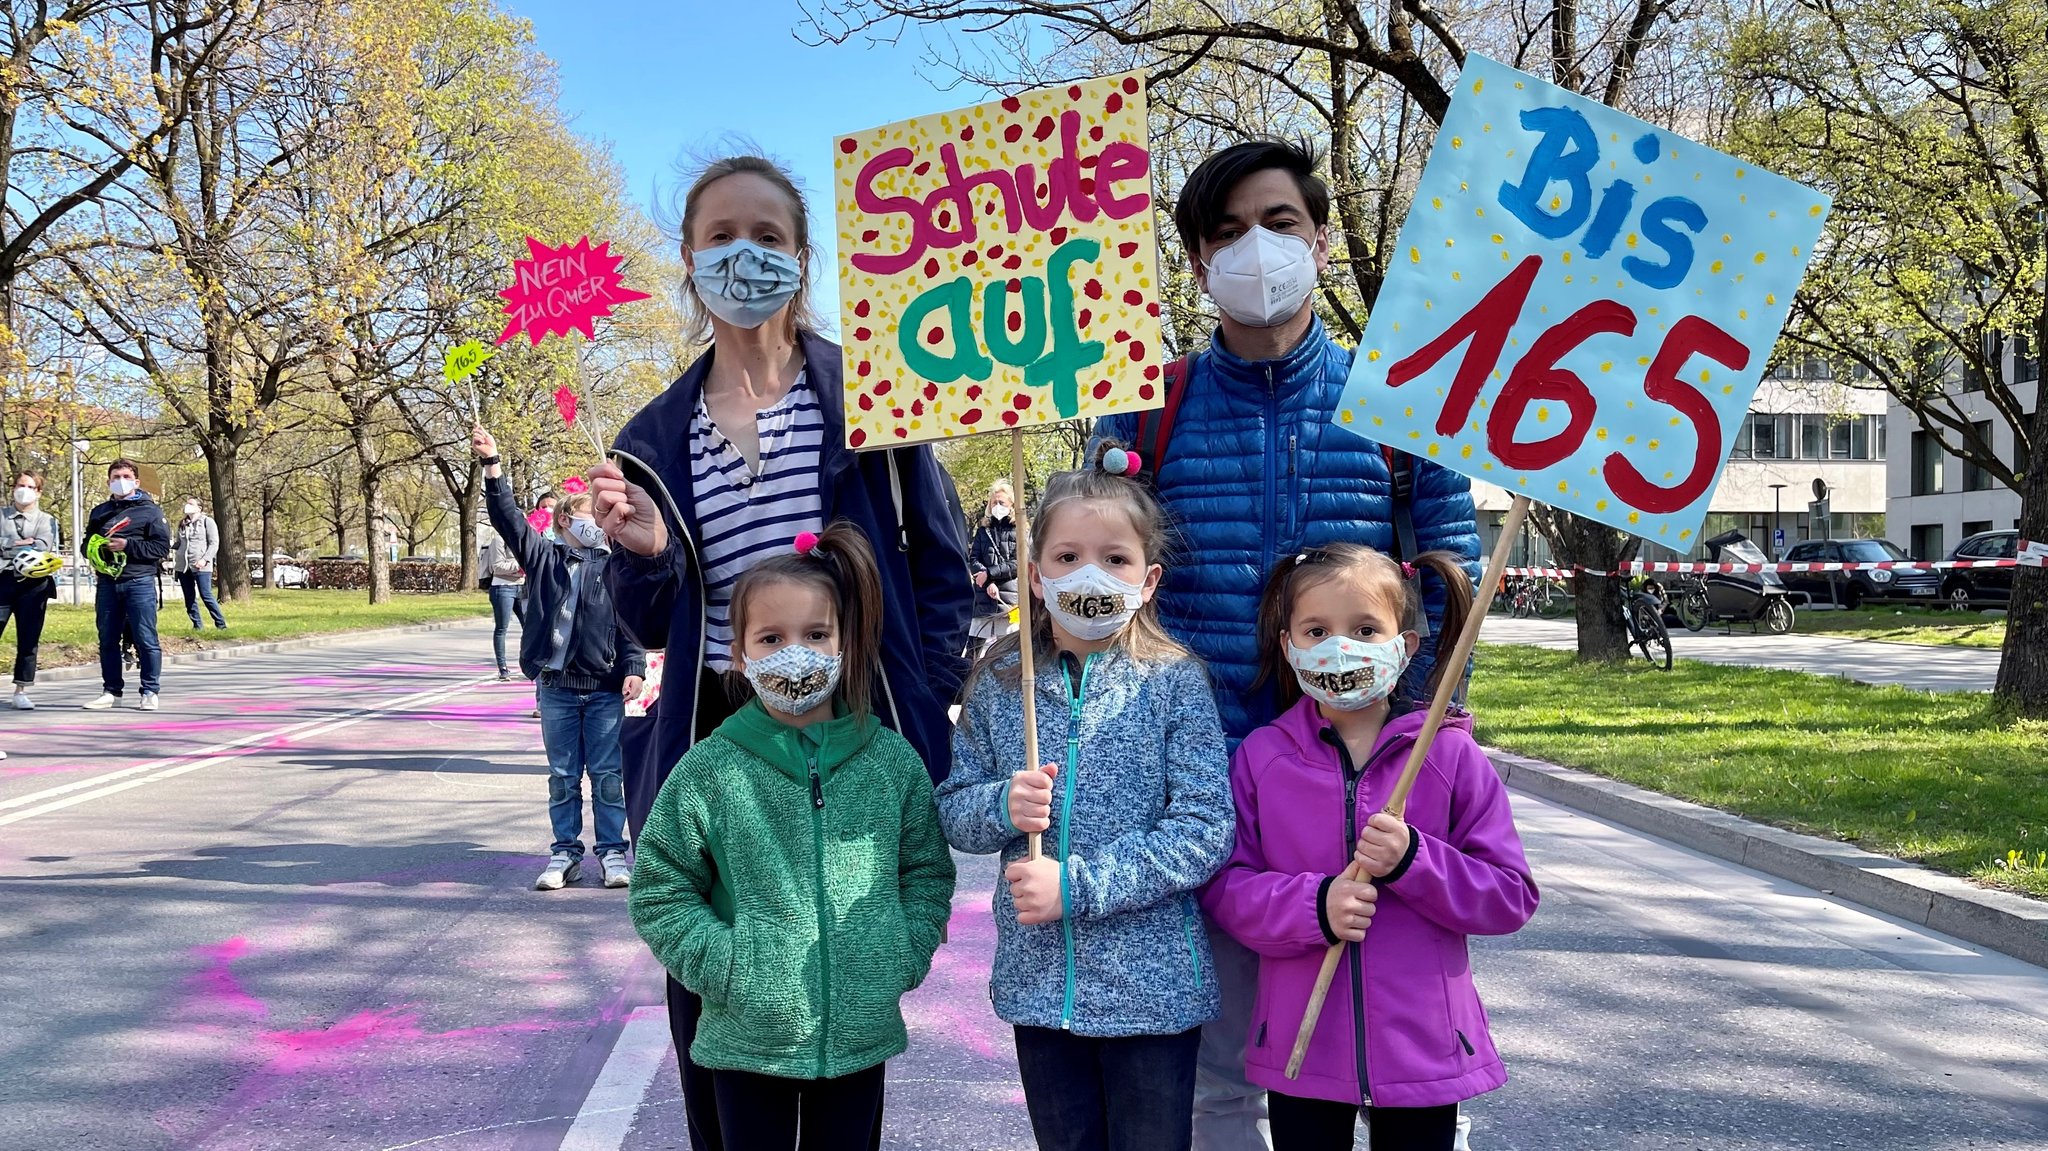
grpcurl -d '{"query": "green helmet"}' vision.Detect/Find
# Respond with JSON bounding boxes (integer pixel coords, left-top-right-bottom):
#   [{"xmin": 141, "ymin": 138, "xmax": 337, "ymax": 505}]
[{"xmin": 85, "ymin": 534, "xmax": 127, "ymax": 578}]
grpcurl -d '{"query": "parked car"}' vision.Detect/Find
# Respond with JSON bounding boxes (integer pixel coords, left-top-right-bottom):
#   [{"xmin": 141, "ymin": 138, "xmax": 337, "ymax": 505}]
[
  {"xmin": 248, "ymin": 551, "xmax": 309, "ymax": 589},
  {"xmin": 1940, "ymin": 530, "xmax": 2019, "ymax": 610},
  {"xmin": 1780, "ymin": 539, "xmax": 1937, "ymax": 609}
]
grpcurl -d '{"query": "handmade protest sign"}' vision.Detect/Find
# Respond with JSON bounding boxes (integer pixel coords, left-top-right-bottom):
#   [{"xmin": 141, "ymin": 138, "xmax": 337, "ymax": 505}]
[
  {"xmin": 1290, "ymin": 54, "xmax": 1834, "ymax": 1078},
  {"xmin": 1337, "ymin": 53, "xmax": 1831, "ymax": 547},
  {"xmin": 496, "ymin": 236, "xmax": 652, "ymax": 347},
  {"xmin": 833, "ymin": 71, "xmax": 1163, "ymax": 450}
]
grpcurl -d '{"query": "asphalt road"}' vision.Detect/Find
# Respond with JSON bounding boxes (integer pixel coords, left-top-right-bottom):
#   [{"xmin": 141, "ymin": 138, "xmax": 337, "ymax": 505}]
[{"xmin": 3, "ymin": 622, "xmax": 2043, "ymax": 1150}]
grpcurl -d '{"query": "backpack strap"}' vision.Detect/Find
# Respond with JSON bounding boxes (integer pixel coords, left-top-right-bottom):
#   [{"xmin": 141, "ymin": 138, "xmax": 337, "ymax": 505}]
[
  {"xmin": 1383, "ymin": 444, "xmax": 1419, "ymax": 563},
  {"xmin": 1133, "ymin": 355, "xmax": 1194, "ymax": 477}
]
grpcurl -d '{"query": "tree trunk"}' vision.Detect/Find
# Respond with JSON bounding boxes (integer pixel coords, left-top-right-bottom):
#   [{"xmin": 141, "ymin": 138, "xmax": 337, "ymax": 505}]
[
  {"xmin": 259, "ymin": 480, "xmax": 277, "ymax": 589},
  {"xmin": 359, "ymin": 467, "xmax": 391, "ymax": 604},
  {"xmin": 457, "ymin": 502, "xmax": 478, "ymax": 591},
  {"xmin": 205, "ymin": 450, "xmax": 250, "ymax": 603},
  {"xmin": 1994, "ymin": 425, "xmax": 2046, "ymax": 718},
  {"xmin": 1548, "ymin": 514, "xmax": 1637, "ymax": 660}
]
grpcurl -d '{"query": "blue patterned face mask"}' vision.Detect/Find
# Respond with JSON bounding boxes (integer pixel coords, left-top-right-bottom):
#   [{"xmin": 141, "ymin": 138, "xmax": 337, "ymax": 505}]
[
  {"xmin": 1286, "ymin": 634, "xmax": 1410, "ymax": 711},
  {"xmin": 689, "ymin": 240, "xmax": 802, "ymax": 329},
  {"xmin": 743, "ymin": 642, "xmax": 842, "ymax": 715}
]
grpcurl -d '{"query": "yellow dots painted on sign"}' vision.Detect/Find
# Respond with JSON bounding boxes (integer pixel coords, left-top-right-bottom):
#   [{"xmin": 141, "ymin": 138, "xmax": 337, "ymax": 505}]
[
  {"xmin": 1475, "ymin": 206, "xmax": 1486, "ymax": 217},
  {"xmin": 1637, "ymin": 356, "xmax": 1652, "ymax": 366},
  {"xmin": 1721, "ymin": 233, "xmax": 1732, "ymax": 244},
  {"xmin": 1452, "ymin": 271, "xmax": 1462, "ymax": 282},
  {"xmin": 1341, "ymin": 409, "xmax": 1355, "ymax": 424},
  {"xmin": 1625, "ymin": 435, "xmax": 1638, "ymax": 444},
  {"xmin": 1451, "ymin": 136, "xmax": 1463, "ymax": 148},
  {"xmin": 1367, "ymin": 349, "xmax": 1382, "ymax": 362},
  {"xmin": 1710, "ymin": 260, "xmax": 1723, "ymax": 274},
  {"xmin": 1473, "ymin": 78, "xmax": 1484, "ymax": 92},
  {"xmin": 1427, "ymin": 443, "xmax": 1441, "ymax": 457},
  {"xmin": 1648, "ymin": 307, "xmax": 1660, "ymax": 317},
  {"xmin": 1403, "ymin": 406, "xmax": 1414, "ymax": 418},
  {"xmin": 1491, "ymin": 233, "xmax": 1504, "ymax": 244},
  {"xmin": 1564, "ymin": 275, "xmax": 1574, "ymax": 284},
  {"xmin": 1460, "ymin": 444, "xmax": 1474, "ymax": 459},
  {"xmin": 1408, "ymin": 430, "xmax": 1423, "ymax": 441},
  {"xmin": 1765, "ymin": 293, "xmax": 1777, "ymax": 305},
  {"xmin": 1410, "ymin": 247, "xmax": 1421, "ymax": 264},
  {"xmin": 1754, "ymin": 251, "xmax": 1768, "ymax": 265},
  {"xmin": 1557, "ymin": 480, "xmax": 1570, "ymax": 494},
  {"xmin": 1371, "ymin": 415, "xmax": 1385, "ymax": 427},
  {"xmin": 1649, "ymin": 439, "xmax": 1662, "ymax": 450},
  {"xmin": 1699, "ymin": 369, "xmax": 1711, "ymax": 383},
  {"xmin": 1596, "ymin": 499, "xmax": 1609, "ymax": 512},
  {"xmin": 1501, "ymin": 251, "xmax": 1513, "ymax": 262},
  {"xmin": 1735, "ymin": 167, "xmax": 1746, "ymax": 178},
  {"xmin": 1628, "ymin": 511, "xmax": 1641, "ymax": 525},
  {"xmin": 1431, "ymin": 197, "xmax": 1442, "ymax": 211},
  {"xmin": 1550, "ymin": 195, "xmax": 1562, "ymax": 210},
  {"xmin": 1445, "ymin": 238, "xmax": 1456, "ymax": 247},
  {"xmin": 1810, "ymin": 204, "xmax": 1824, "ymax": 216},
  {"xmin": 1562, "ymin": 251, "xmax": 1573, "ymax": 264},
  {"xmin": 1738, "ymin": 309, "xmax": 1749, "ymax": 320},
  {"xmin": 1536, "ymin": 406, "xmax": 1550, "ymax": 423},
  {"xmin": 1600, "ymin": 361, "xmax": 1613, "ymax": 373}
]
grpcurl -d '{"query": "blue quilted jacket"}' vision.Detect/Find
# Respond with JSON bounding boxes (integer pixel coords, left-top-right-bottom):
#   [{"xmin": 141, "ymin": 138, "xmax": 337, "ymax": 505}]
[
  {"xmin": 937, "ymin": 648, "xmax": 1235, "ymax": 1037},
  {"xmin": 1093, "ymin": 318, "xmax": 1482, "ymax": 742}
]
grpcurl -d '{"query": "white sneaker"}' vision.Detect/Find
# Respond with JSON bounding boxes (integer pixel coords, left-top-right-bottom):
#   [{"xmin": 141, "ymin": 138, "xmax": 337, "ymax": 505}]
[
  {"xmin": 534, "ymin": 853, "xmax": 581, "ymax": 891},
  {"xmin": 11, "ymin": 691, "xmax": 32, "ymax": 711},
  {"xmin": 139, "ymin": 693, "xmax": 160, "ymax": 711},
  {"xmin": 83, "ymin": 693, "xmax": 118, "ymax": 710},
  {"xmin": 601, "ymin": 852, "xmax": 632, "ymax": 889}
]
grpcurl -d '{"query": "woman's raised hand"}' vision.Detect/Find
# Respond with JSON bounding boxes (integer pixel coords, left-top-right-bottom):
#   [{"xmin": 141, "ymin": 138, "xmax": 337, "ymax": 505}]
[{"xmin": 589, "ymin": 460, "xmax": 667, "ymax": 558}]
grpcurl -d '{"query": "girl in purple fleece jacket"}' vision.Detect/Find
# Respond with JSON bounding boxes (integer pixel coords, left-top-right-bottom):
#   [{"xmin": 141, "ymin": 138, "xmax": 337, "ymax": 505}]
[{"xmin": 1200, "ymin": 544, "xmax": 1539, "ymax": 1151}]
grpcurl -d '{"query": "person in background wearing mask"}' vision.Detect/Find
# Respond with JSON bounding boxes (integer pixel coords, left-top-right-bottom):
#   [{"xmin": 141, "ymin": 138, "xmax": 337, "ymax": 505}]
[
  {"xmin": 0, "ymin": 470, "xmax": 61, "ymax": 709},
  {"xmin": 82, "ymin": 459, "xmax": 172, "ymax": 711},
  {"xmin": 480, "ymin": 523, "xmax": 525, "ymax": 682},
  {"xmin": 174, "ymin": 496, "xmax": 227, "ymax": 630},
  {"xmin": 474, "ymin": 424, "xmax": 645, "ymax": 892},
  {"xmin": 1089, "ymin": 139, "xmax": 1481, "ymax": 1151},
  {"xmin": 966, "ymin": 479, "xmax": 1019, "ymax": 656}
]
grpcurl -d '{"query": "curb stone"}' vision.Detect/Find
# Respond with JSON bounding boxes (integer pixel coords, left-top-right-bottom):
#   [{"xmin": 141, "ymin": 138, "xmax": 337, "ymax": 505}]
[
  {"xmin": 32, "ymin": 617, "xmax": 490, "ymax": 684},
  {"xmin": 1488, "ymin": 745, "xmax": 2048, "ymax": 971}
]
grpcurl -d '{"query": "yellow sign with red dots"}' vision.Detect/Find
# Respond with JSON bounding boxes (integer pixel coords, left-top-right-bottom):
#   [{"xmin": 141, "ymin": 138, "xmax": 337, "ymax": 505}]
[{"xmin": 833, "ymin": 72, "xmax": 1165, "ymax": 450}]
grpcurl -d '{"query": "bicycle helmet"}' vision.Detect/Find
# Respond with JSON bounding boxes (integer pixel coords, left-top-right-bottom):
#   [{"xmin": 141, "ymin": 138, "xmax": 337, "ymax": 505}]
[
  {"xmin": 85, "ymin": 534, "xmax": 127, "ymax": 578},
  {"xmin": 11, "ymin": 549, "xmax": 61, "ymax": 579}
]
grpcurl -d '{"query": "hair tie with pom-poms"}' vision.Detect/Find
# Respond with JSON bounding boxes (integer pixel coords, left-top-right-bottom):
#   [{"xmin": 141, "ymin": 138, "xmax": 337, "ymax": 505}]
[
  {"xmin": 1101, "ymin": 447, "xmax": 1144, "ymax": 476},
  {"xmin": 1399, "ymin": 561, "xmax": 1417, "ymax": 580},
  {"xmin": 793, "ymin": 531, "xmax": 820, "ymax": 555}
]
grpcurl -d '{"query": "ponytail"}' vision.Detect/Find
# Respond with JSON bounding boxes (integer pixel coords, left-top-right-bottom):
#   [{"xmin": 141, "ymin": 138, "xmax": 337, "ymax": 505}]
[
  {"xmin": 1409, "ymin": 550, "xmax": 1474, "ymax": 701},
  {"xmin": 726, "ymin": 520, "xmax": 886, "ymax": 718}
]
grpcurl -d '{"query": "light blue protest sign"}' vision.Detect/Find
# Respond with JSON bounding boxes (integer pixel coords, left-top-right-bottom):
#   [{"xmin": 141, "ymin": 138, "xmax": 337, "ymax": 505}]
[{"xmin": 1338, "ymin": 54, "xmax": 1830, "ymax": 546}]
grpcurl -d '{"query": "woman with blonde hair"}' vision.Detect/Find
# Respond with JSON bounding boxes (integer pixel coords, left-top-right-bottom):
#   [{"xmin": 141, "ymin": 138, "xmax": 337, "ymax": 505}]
[{"xmin": 967, "ymin": 479, "xmax": 1019, "ymax": 655}]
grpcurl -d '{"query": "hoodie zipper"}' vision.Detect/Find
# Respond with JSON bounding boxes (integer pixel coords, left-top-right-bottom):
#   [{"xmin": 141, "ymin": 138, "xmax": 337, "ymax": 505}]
[
  {"xmin": 809, "ymin": 754, "xmax": 833, "ymax": 1078},
  {"xmin": 1057, "ymin": 651, "xmax": 1097, "ymax": 1030},
  {"xmin": 1334, "ymin": 737, "xmax": 1372, "ymax": 1106}
]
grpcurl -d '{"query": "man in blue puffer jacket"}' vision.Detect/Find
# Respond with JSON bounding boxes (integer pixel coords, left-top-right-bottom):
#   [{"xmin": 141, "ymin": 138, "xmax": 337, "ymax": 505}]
[{"xmin": 1092, "ymin": 140, "xmax": 1482, "ymax": 1151}]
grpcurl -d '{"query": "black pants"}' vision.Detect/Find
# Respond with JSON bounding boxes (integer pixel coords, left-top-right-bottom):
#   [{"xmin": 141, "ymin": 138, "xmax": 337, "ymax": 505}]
[
  {"xmin": 1012, "ymin": 1024, "xmax": 1202, "ymax": 1151},
  {"xmin": 711, "ymin": 1061, "xmax": 885, "ymax": 1151},
  {"xmin": 0, "ymin": 582, "xmax": 50, "ymax": 686},
  {"xmin": 1269, "ymin": 1090, "xmax": 1459, "ymax": 1151}
]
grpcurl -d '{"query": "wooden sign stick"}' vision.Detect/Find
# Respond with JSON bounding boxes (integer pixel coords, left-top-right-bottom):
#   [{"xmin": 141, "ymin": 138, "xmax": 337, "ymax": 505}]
[
  {"xmin": 1285, "ymin": 493, "xmax": 1531, "ymax": 1079},
  {"xmin": 1012, "ymin": 428, "xmax": 1045, "ymax": 860}
]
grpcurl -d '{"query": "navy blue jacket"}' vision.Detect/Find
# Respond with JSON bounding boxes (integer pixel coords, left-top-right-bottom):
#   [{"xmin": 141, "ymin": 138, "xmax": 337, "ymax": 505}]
[
  {"xmin": 483, "ymin": 475, "xmax": 646, "ymax": 693},
  {"xmin": 606, "ymin": 331, "xmax": 973, "ymax": 833},
  {"xmin": 1093, "ymin": 318, "xmax": 1481, "ymax": 742}
]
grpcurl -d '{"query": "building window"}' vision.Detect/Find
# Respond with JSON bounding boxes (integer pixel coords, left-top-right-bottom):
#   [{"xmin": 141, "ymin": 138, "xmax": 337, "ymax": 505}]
[
  {"xmin": 1910, "ymin": 523, "xmax": 1944, "ymax": 562},
  {"xmin": 1802, "ymin": 415, "xmax": 1827, "ymax": 460},
  {"xmin": 1962, "ymin": 420, "xmax": 1995, "ymax": 491},
  {"xmin": 1910, "ymin": 430, "xmax": 1944, "ymax": 495},
  {"xmin": 1750, "ymin": 414, "xmax": 1794, "ymax": 459},
  {"xmin": 2018, "ymin": 333, "xmax": 2040, "ymax": 383},
  {"xmin": 1801, "ymin": 354, "xmax": 1833, "ymax": 380},
  {"xmin": 1876, "ymin": 417, "xmax": 1887, "ymax": 461},
  {"xmin": 1962, "ymin": 519, "xmax": 1993, "ymax": 540},
  {"xmin": 1731, "ymin": 418, "xmax": 1753, "ymax": 459}
]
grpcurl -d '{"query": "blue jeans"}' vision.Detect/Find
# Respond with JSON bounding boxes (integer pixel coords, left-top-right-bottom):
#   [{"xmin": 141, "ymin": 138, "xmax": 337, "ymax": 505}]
[
  {"xmin": 97, "ymin": 577, "xmax": 162, "ymax": 696},
  {"xmin": 1014, "ymin": 1024, "xmax": 1202, "ymax": 1151},
  {"xmin": 488, "ymin": 584, "xmax": 519, "ymax": 674},
  {"xmin": 180, "ymin": 569, "xmax": 226, "ymax": 628},
  {"xmin": 536, "ymin": 681, "xmax": 627, "ymax": 858}
]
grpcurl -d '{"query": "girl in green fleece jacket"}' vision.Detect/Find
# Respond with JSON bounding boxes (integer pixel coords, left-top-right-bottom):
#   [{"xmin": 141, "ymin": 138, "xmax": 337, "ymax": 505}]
[{"xmin": 630, "ymin": 521, "xmax": 956, "ymax": 1150}]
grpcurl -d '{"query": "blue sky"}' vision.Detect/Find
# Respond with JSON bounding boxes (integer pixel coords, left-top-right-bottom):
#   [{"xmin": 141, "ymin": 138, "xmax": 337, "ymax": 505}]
[{"xmin": 503, "ymin": 0, "xmax": 1006, "ymax": 331}]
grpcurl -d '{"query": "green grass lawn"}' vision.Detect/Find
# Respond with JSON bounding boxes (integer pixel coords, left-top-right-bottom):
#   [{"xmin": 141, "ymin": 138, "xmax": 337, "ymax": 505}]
[
  {"xmin": 1791, "ymin": 605, "xmax": 2007, "ymax": 649},
  {"xmin": 1470, "ymin": 643, "xmax": 2048, "ymax": 899},
  {"xmin": 32, "ymin": 587, "xmax": 490, "ymax": 671}
]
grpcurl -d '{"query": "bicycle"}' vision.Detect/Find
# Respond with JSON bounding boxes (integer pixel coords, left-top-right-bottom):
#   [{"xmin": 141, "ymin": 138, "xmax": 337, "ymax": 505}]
[{"xmin": 1619, "ymin": 577, "xmax": 1673, "ymax": 670}]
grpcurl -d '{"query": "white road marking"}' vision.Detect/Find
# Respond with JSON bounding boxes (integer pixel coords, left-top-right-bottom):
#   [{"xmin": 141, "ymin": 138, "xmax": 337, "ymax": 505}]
[
  {"xmin": 560, "ymin": 1006, "xmax": 673, "ymax": 1151},
  {"xmin": 0, "ymin": 677, "xmax": 494, "ymax": 827}
]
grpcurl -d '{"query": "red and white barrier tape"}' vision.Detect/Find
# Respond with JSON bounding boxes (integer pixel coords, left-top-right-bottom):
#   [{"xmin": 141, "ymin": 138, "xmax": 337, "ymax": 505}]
[{"xmin": 1503, "ymin": 554, "xmax": 2030, "ymax": 579}]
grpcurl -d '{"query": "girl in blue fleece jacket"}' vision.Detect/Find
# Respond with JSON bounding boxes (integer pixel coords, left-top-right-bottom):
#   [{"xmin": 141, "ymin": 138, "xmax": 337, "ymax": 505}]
[{"xmin": 937, "ymin": 442, "xmax": 1236, "ymax": 1151}]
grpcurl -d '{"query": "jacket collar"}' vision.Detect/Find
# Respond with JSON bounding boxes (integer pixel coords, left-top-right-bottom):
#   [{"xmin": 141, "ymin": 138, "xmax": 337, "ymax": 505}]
[
  {"xmin": 1273, "ymin": 693, "xmax": 1473, "ymax": 765},
  {"xmin": 715, "ymin": 697, "xmax": 879, "ymax": 786},
  {"xmin": 1201, "ymin": 314, "xmax": 1336, "ymax": 403}
]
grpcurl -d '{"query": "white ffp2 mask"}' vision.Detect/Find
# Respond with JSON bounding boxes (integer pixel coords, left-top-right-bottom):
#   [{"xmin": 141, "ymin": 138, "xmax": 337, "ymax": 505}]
[{"xmin": 1203, "ymin": 226, "xmax": 1318, "ymax": 327}]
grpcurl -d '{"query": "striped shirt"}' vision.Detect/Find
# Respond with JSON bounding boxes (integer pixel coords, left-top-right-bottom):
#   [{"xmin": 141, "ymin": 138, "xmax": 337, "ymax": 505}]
[{"xmin": 691, "ymin": 371, "xmax": 825, "ymax": 670}]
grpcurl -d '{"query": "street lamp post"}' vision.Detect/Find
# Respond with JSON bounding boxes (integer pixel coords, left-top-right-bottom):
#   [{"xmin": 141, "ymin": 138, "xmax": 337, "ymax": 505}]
[
  {"xmin": 70, "ymin": 431, "xmax": 89, "ymax": 605},
  {"xmin": 1768, "ymin": 482, "xmax": 1788, "ymax": 561}
]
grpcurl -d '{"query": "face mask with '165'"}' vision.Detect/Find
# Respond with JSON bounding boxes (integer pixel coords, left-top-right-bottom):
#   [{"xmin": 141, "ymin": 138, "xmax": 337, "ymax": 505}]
[{"xmin": 1040, "ymin": 564, "xmax": 1146, "ymax": 642}]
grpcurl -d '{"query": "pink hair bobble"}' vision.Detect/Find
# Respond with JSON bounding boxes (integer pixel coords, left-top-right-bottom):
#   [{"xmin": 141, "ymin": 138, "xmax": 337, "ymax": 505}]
[
  {"xmin": 1400, "ymin": 561, "xmax": 1417, "ymax": 579},
  {"xmin": 793, "ymin": 531, "xmax": 821, "ymax": 555},
  {"xmin": 1102, "ymin": 448, "xmax": 1144, "ymax": 476}
]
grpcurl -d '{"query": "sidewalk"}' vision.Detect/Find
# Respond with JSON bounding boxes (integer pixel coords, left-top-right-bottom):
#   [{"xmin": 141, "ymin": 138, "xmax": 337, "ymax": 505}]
[{"xmin": 1483, "ymin": 616, "xmax": 1998, "ymax": 692}]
